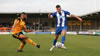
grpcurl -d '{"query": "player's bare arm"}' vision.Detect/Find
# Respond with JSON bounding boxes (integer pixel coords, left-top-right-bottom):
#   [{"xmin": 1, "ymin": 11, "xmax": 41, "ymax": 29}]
[
  {"xmin": 24, "ymin": 27, "xmax": 33, "ymax": 32},
  {"xmin": 71, "ymin": 14, "xmax": 82, "ymax": 22},
  {"xmin": 24, "ymin": 28, "xmax": 33, "ymax": 32},
  {"xmin": 11, "ymin": 19, "xmax": 19, "ymax": 32}
]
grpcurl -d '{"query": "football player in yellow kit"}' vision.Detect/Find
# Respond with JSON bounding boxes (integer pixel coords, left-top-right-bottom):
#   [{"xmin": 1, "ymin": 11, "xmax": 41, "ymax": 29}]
[{"xmin": 11, "ymin": 12, "xmax": 40, "ymax": 52}]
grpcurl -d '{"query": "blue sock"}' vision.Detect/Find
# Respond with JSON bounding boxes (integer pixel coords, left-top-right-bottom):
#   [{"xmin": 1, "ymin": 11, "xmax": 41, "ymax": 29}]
[
  {"xmin": 62, "ymin": 36, "xmax": 65, "ymax": 44},
  {"xmin": 53, "ymin": 39, "xmax": 57, "ymax": 46}
]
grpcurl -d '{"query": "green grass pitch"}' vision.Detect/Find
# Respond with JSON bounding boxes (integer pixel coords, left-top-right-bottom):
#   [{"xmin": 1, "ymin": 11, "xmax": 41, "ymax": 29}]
[{"xmin": 0, "ymin": 34, "xmax": 100, "ymax": 56}]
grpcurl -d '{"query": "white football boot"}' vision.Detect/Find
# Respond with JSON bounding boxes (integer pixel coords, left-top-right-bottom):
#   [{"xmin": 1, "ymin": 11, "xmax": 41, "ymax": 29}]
[
  {"xmin": 61, "ymin": 44, "xmax": 67, "ymax": 50},
  {"xmin": 50, "ymin": 46, "xmax": 55, "ymax": 51}
]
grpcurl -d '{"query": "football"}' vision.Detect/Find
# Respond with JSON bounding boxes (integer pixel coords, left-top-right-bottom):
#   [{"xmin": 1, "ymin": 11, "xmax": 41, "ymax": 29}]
[{"xmin": 56, "ymin": 42, "xmax": 62, "ymax": 48}]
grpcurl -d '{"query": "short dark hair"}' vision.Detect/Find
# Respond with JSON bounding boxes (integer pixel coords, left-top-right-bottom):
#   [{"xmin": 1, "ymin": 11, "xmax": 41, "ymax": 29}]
[
  {"xmin": 56, "ymin": 5, "xmax": 61, "ymax": 8},
  {"xmin": 16, "ymin": 12, "xmax": 27, "ymax": 18},
  {"xmin": 21, "ymin": 12, "xmax": 26, "ymax": 14}
]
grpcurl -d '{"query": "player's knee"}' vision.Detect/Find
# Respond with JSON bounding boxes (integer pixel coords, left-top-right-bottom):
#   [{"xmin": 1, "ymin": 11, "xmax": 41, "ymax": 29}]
[
  {"xmin": 62, "ymin": 33, "xmax": 66, "ymax": 36},
  {"xmin": 54, "ymin": 38, "xmax": 57, "ymax": 40},
  {"xmin": 62, "ymin": 30, "xmax": 66, "ymax": 34},
  {"xmin": 54, "ymin": 35, "xmax": 59, "ymax": 40},
  {"xmin": 54, "ymin": 37, "xmax": 58, "ymax": 40}
]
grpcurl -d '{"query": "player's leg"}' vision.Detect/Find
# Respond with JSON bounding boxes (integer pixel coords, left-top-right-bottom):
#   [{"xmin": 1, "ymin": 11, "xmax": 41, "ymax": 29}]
[
  {"xmin": 53, "ymin": 35, "xmax": 59, "ymax": 46},
  {"xmin": 18, "ymin": 39, "xmax": 26, "ymax": 52},
  {"xmin": 61, "ymin": 28, "xmax": 67, "ymax": 49},
  {"xmin": 61, "ymin": 30, "xmax": 67, "ymax": 49},
  {"xmin": 61, "ymin": 30, "xmax": 66, "ymax": 45},
  {"xmin": 50, "ymin": 35, "xmax": 59, "ymax": 51},
  {"xmin": 50, "ymin": 27, "xmax": 61, "ymax": 51},
  {"xmin": 53, "ymin": 27, "xmax": 61, "ymax": 46},
  {"xmin": 19, "ymin": 34, "xmax": 40, "ymax": 48}
]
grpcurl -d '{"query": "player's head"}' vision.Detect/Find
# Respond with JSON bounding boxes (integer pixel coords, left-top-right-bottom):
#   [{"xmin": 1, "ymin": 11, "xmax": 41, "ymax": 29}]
[
  {"xmin": 56, "ymin": 5, "xmax": 61, "ymax": 13},
  {"xmin": 20, "ymin": 12, "xmax": 27, "ymax": 19}
]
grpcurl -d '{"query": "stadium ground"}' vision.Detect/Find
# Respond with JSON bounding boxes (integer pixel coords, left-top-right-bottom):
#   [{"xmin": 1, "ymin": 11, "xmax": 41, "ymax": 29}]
[{"xmin": 0, "ymin": 34, "xmax": 100, "ymax": 56}]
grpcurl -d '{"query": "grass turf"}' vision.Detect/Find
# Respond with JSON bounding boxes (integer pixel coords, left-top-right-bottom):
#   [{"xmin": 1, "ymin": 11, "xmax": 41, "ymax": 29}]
[{"xmin": 0, "ymin": 34, "xmax": 100, "ymax": 56}]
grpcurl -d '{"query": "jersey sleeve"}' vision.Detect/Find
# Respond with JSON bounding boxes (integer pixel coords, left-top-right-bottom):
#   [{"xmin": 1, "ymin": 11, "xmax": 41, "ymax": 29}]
[
  {"xmin": 64, "ymin": 11, "xmax": 71, "ymax": 15},
  {"xmin": 51, "ymin": 12, "xmax": 56, "ymax": 18},
  {"xmin": 14, "ymin": 19, "xmax": 19, "ymax": 24}
]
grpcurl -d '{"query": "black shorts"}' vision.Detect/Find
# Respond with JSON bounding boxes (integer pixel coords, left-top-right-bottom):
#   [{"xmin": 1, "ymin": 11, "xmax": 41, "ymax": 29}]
[{"xmin": 12, "ymin": 32, "xmax": 24, "ymax": 40}]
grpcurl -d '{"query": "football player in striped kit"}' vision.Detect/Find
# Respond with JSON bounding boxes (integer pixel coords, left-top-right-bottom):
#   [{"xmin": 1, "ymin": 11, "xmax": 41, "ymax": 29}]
[{"xmin": 48, "ymin": 5, "xmax": 82, "ymax": 51}]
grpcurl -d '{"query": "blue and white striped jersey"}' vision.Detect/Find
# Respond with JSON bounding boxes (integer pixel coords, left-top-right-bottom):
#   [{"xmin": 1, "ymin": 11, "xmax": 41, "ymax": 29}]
[{"xmin": 51, "ymin": 10, "xmax": 71, "ymax": 27}]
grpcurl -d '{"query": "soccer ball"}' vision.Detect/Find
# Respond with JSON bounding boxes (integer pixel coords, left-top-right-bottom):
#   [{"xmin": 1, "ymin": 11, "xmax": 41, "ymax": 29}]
[{"xmin": 56, "ymin": 42, "xmax": 62, "ymax": 48}]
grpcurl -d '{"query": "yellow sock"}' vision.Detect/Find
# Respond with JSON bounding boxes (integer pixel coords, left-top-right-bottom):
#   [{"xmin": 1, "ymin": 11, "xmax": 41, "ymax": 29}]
[
  {"xmin": 26, "ymin": 38, "xmax": 37, "ymax": 46},
  {"xmin": 19, "ymin": 42, "xmax": 25, "ymax": 50}
]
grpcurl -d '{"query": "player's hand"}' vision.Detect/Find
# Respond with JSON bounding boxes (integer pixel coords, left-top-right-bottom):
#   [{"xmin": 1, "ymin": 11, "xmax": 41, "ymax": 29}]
[
  {"xmin": 48, "ymin": 13, "xmax": 51, "ymax": 16},
  {"xmin": 48, "ymin": 13, "xmax": 51, "ymax": 18},
  {"xmin": 78, "ymin": 18, "xmax": 82, "ymax": 22},
  {"xmin": 30, "ymin": 29, "xmax": 33, "ymax": 32}
]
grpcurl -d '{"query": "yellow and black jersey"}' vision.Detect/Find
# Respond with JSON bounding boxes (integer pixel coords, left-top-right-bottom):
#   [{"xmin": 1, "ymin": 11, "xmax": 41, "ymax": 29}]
[{"xmin": 12, "ymin": 17, "xmax": 26, "ymax": 34}]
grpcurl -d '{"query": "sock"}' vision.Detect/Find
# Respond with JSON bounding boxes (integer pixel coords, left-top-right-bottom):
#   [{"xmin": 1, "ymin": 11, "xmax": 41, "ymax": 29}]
[
  {"xmin": 19, "ymin": 42, "xmax": 25, "ymax": 50},
  {"xmin": 62, "ymin": 36, "xmax": 65, "ymax": 44},
  {"xmin": 53, "ymin": 39, "xmax": 57, "ymax": 46},
  {"xmin": 26, "ymin": 38, "xmax": 37, "ymax": 46}
]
